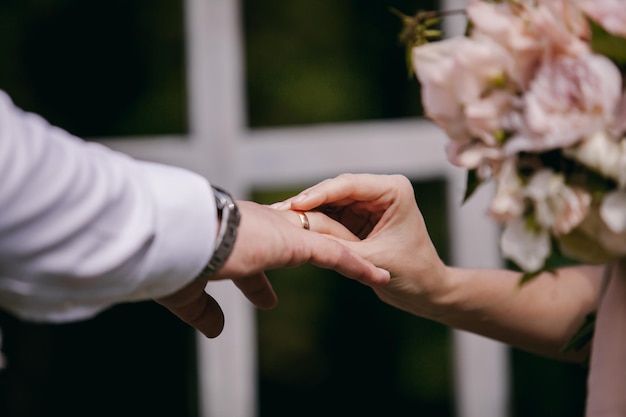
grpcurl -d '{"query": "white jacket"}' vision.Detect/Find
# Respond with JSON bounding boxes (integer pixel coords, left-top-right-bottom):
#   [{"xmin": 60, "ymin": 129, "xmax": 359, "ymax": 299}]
[{"xmin": 0, "ymin": 90, "xmax": 218, "ymax": 323}]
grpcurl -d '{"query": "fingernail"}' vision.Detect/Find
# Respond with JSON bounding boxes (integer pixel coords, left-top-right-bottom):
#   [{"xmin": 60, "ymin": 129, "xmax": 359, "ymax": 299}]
[
  {"xmin": 270, "ymin": 201, "xmax": 289, "ymax": 210},
  {"xmin": 291, "ymin": 193, "xmax": 308, "ymax": 205},
  {"xmin": 376, "ymin": 268, "xmax": 391, "ymax": 281}
]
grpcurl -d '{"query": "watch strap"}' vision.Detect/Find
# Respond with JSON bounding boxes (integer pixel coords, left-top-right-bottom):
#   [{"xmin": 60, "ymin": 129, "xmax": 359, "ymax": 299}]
[{"xmin": 198, "ymin": 185, "xmax": 240, "ymax": 278}]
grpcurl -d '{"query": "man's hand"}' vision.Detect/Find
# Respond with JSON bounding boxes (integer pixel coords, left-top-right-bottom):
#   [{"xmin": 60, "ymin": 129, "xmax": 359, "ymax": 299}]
[{"xmin": 156, "ymin": 200, "xmax": 390, "ymax": 338}]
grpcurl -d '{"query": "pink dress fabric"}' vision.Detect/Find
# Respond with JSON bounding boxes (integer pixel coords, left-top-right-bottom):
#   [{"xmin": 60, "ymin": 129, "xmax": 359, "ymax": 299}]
[{"xmin": 585, "ymin": 260, "xmax": 626, "ymax": 416}]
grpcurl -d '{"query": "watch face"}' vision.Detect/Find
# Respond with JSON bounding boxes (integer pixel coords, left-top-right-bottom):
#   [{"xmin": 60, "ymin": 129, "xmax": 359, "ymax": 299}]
[
  {"xmin": 215, "ymin": 194, "xmax": 227, "ymax": 210},
  {"xmin": 211, "ymin": 186, "xmax": 232, "ymax": 210}
]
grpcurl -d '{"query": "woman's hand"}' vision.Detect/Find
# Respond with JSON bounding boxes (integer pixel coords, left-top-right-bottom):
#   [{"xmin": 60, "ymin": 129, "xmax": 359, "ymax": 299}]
[
  {"xmin": 272, "ymin": 173, "xmax": 451, "ymax": 319},
  {"xmin": 274, "ymin": 173, "xmax": 604, "ymax": 361}
]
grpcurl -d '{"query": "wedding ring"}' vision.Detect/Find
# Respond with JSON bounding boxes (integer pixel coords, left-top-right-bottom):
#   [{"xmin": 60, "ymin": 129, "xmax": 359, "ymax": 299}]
[{"xmin": 294, "ymin": 211, "xmax": 310, "ymax": 230}]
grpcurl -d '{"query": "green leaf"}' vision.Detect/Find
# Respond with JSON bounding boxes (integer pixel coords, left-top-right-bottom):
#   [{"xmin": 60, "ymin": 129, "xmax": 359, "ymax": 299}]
[
  {"xmin": 517, "ymin": 266, "xmax": 560, "ymax": 286},
  {"xmin": 462, "ymin": 169, "xmax": 482, "ymax": 203},
  {"xmin": 517, "ymin": 271, "xmax": 536, "ymax": 285},
  {"xmin": 588, "ymin": 18, "xmax": 626, "ymax": 66},
  {"xmin": 561, "ymin": 312, "xmax": 596, "ymax": 354}
]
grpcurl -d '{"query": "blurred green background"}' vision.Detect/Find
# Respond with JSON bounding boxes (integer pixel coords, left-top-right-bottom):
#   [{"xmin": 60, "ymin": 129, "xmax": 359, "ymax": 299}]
[{"xmin": 0, "ymin": 0, "xmax": 587, "ymax": 416}]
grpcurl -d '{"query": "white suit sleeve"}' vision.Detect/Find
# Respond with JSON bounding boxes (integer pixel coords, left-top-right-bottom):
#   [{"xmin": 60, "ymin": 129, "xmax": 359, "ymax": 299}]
[{"xmin": 0, "ymin": 90, "xmax": 218, "ymax": 323}]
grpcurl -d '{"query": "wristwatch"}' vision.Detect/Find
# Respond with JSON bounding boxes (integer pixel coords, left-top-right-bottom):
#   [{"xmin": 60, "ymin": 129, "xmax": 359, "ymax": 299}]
[{"xmin": 198, "ymin": 185, "xmax": 241, "ymax": 278}]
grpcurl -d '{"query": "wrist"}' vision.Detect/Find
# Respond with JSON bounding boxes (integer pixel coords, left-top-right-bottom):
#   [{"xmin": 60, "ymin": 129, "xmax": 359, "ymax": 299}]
[
  {"xmin": 404, "ymin": 262, "xmax": 455, "ymax": 321},
  {"xmin": 196, "ymin": 185, "xmax": 240, "ymax": 279},
  {"xmin": 423, "ymin": 265, "xmax": 459, "ymax": 320}
]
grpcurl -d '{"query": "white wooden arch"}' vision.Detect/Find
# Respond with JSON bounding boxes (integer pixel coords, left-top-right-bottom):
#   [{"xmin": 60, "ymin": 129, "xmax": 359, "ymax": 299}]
[{"xmin": 102, "ymin": 1, "xmax": 510, "ymax": 416}]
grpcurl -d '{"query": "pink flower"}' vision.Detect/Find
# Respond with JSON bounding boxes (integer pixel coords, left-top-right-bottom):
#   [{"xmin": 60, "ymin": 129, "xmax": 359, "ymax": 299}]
[
  {"xmin": 506, "ymin": 53, "xmax": 622, "ymax": 154},
  {"xmin": 411, "ymin": 37, "xmax": 468, "ymax": 141},
  {"xmin": 579, "ymin": 0, "xmax": 626, "ymax": 38},
  {"xmin": 445, "ymin": 140, "xmax": 504, "ymax": 170},
  {"xmin": 528, "ymin": 0, "xmax": 590, "ymax": 56},
  {"xmin": 489, "ymin": 158, "xmax": 525, "ymax": 223},
  {"xmin": 465, "ymin": 91, "xmax": 519, "ymax": 144},
  {"xmin": 409, "ymin": 0, "xmax": 626, "ymax": 272},
  {"xmin": 609, "ymin": 92, "xmax": 626, "ymax": 137},
  {"xmin": 412, "ymin": 36, "xmax": 516, "ymax": 133},
  {"xmin": 467, "ymin": 0, "xmax": 545, "ymax": 87},
  {"xmin": 412, "ymin": 35, "xmax": 519, "ymax": 169}
]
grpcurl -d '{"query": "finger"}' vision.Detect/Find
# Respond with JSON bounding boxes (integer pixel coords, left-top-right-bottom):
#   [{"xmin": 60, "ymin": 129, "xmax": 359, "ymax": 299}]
[
  {"xmin": 268, "ymin": 178, "xmax": 352, "ymax": 211},
  {"xmin": 288, "ymin": 173, "xmax": 402, "ymax": 211},
  {"xmin": 304, "ymin": 211, "xmax": 360, "ymax": 242},
  {"xmin": 296, "ymin": 203, "xmax": 380, "ymax": 239},
  {"xmin": 157, "ymin": 289, "xmax": 225, "ymax": 338},
  {"xmin": 232, "ymin": 273, "xmax": 278, "ymax": 310},
  {"xmin": 274, "ymin": 209, "xmax": 309, "ymax": 229},
  {"xmin": 273, "ymin": 209, "xmax": 359, "ymax": 241},
  {"xmin": 305, "ymin": 232, "xmax": 390, "ymax": 286}
]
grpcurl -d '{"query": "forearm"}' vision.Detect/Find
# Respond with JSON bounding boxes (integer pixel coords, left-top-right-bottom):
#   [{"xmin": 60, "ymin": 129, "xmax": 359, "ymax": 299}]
[
  {"xmin": 433, "ymin": 265, "xmax": 603, "ymax": 362},
  {"xmin": 0, "ymin": 91, "xmax": 218, "ymax": 322}
]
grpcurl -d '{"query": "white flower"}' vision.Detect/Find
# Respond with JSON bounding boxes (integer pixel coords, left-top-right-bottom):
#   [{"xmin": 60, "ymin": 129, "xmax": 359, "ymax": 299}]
[
  {"xmin": 524, "ymin": 169, "xmax": 591, "ymax": 235},
  {"xmin": 501, "ymin": 218, "xmax": 551, "ymax": 272},
  {"xmin": 600, "ymin": 190, "xmax": 626, "ymax": 234},
  {"xmin": 564, "ymin": 130, "xmax": 626, "ymax": 187}
]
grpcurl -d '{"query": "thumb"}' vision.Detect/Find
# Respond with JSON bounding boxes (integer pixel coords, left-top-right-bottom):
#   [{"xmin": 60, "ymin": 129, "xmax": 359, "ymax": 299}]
[{"xmin": 155, "ymin": 279, "xmax": 226, "ymax": 338}]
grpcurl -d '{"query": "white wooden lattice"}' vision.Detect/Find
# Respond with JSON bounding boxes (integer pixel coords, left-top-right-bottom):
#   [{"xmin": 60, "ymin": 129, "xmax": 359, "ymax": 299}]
[{"xmin": 102, "ymin": 1, "xmax": 510, "ymax": 416}]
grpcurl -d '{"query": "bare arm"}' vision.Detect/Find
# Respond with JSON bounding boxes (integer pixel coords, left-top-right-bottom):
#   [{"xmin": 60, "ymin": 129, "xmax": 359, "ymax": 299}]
[
  {"xmin": 278, "ymin": 173, "xmax": 602, "ymax": 362},
  {"xmin": 429, "ymin": 265, "xmax": 602, "ymax": 362}
]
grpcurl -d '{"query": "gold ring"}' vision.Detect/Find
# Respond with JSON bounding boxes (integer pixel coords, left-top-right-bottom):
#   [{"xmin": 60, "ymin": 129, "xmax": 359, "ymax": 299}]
[{"xmin": 294, "ymin": 211, "xmax": 310, "ymax": 230}]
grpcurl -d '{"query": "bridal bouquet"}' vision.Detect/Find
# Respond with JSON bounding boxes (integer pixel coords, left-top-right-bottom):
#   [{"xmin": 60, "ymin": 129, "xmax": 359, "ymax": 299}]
[{"xmin": 403, "ymin": 0, "xmax": 626, "ymax": 278}]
